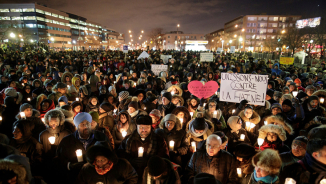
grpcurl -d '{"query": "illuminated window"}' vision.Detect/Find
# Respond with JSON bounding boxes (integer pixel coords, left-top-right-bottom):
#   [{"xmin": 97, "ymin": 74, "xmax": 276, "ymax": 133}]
[
  {"xmin": 25, "ymin": 24, "xmax": 36, "ymax": 28},
  {"xmin": 45, "ymin": 19, "xmax": 52, "ymax": 23},
  {"xmin": 59, "ymin": 22, "xmax": 65, "ymax": 26},
  {"xmin": 51, "ymin": 13, "xmax": 58, "ymax": 18},
  {"xmin": 59, "ymin": 15, "xmax": 65, "ymax": 19},
  {"xmin": 24, "ymin": 16, "xmax": 36, "ymax": 20},
  {"xmin": 53, "ymin": 20, "xmax": 59, "ymax": 24},
  {"xmin": 45, "ymin": 11, "xmax": 51, "ymax": 16},
  {"xmin": 23, "ymin": 8, "xmax": 34, "ymax": 12},
  {"xmin": 37, "ymin": 17, "xmax": 45, "ymax": 21},
  {"xmin": 36, "ymin": 9, "xmax": 44, "ymax": 14},
  {"xmin": 0, "ymin": 9, "xmax": 9, "ymax": 12},
  {"xmin": 0, "ymin": 17, "xmax": 10, "ymax": 20},
  {"xmin": 11, "ymin": 17, "xmax": 23, "ymax": 20},
  {"xmin": 247, "ymin": 17, "xmax": 257, "ymax": 21},
  {"xmin": 10, "ymin": 9, "xmax": 22, "ymax": 12},
  {"xmin": 65, "ymin": 17, "xmax": 70, "ymax": 21}
]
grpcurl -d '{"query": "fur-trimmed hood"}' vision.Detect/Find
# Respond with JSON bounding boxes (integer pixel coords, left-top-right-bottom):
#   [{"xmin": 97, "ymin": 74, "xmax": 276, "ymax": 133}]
[
  {"xmin": 61, "ymin": 72, "xmax": 74, "ymax": 83},
  {"xmin": 312, "ymin": 90, "xmax": 326, "ymax": 104},
  {"xmin": 32, "ymin": 79, "xmax": 42, "ymax": 88},
  {"xmin": 186, "ymin": 112, "xmax": 214, "ymax": 135},
  {"xmin": 117, "ymin": 110, "xmax": 132, "ymax": 124},
  {"xmin": 167, "ymin": 85, "xmax": 183, "ymax": 97},
  {"xmin": 36, "ymin": 94, "xmax": 47, "ymax": 111},
  {"xmin": 258, "ymin": 124, "xmax": 287, "ymax": 142},
  {"xmin": 15, "ymin": 109, "xmax": 40, "ymax": 120},
  {"xmin": 159, "ymin": 114, "xmax": 182, "ymax": 131},
  {"xmin": 239, "ymin": 110, "xmax": 261, "ymax": 125},
  {"xmin": 44, "ymin": 109, "xmax": 65, "ymax": 126},
  {"xmin": 171, "ymin": 106, "xmax": 191, "ymax": 124},
  {"xmin": 203, "ymin": 109, "xmax": 222, "ymax": 120},
  {"xmin": 0, "ymin": 155, "xmax": 32, "ymax": 183},
  {"xmin": 265, "ymin": 100, "xmax": 271, "ymax": 110},
  {"xmin": 265, "ymin": 115, "xmax": 294, "ymax": 135},
  {"xmin": 252, "ymin": 149, "xmax": 282, "ymax": 175},
  {"xmin": 172, "ymin": 94, "xmax": 184, "ymax": 106}
]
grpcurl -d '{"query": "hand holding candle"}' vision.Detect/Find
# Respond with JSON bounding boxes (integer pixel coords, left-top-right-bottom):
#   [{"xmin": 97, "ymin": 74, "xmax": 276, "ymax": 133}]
[
  {"xmin": 191, "ymin": 141, "xmax": 196, "ymax": 152},
  {"xmin": 20, "ymin": 112, "xmax": 26, "ymax": 119},
  {"xmin": 285, "ymin": 178, "xmax": 296, "ymax": 184},
  {"xmin": 76, "ymin": 149, "xmax": 83, "ymax": 162},
  {"xmin": 320, "ymin": 98, "xmax": 324, "ymax": 104},
  {"xmin": 213, "ymin": 111, "xmax": 217, "ymax": 118},
  {"xmin": 292, "ymin": 91, "xmax": 298, "ymax": 97},
  {"xmin": 237, "ymin": 168, "xmax": 242, "ymax": 177},
  {"xmin": 122, "ymin": 131, "xmax": 127, "ymax": 138},
  {"xmin": 240, "ymin": 134, "xmax": 245, "ymax": 141},
  {"xmin": 257, "ymin": 138, "xmax": 264, "ymax": 150},
  {"xmin": 138, "ymin": 147, "xmax": 144, "ymax": 157},
  {"xmin": 169, "ymin": 140, "xmax": 175, "ymax": 151},
  {"xmin": 48, "ymin": 136, "xmax": 55, "ymax": 144},
  {"xmin": 76, "ymin": 97, "xmax": 79, "ymax": 101}
]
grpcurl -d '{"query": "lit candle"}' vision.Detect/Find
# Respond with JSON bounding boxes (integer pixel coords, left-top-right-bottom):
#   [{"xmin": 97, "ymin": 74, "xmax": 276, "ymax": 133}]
[
  {"xmin": 191, "ymin": 141, "xmax": 196, "ymax": 152},
  {"xmin": 67, "ymin": 85, "xmax": 70, "ymax": 88},
  {"xmin": 122, "ymin": 131, "xmax": 127, "ymax": 138},
  {"xmin": 264, "ymin": 121, "xmax": 267, "ymax": 125},
  {"xmin": 292, "ymin": 91, "xmax": 298, "ymax": 97},
  {"xmin": 285, "ymin": 178, "xmax": 296, "ymax": 184},
  {"xmin": 250, "ymin": 123, "xmax": 256, "ymax": 129},
  {"xmin": 20, "ymin": 112, "xmax": 26, "ymax": 119},
  {"xmin": 190, "ymin": 112, "xmax": 194, "ymax": 118},
  {"xmin": 22, "ymin": 83, "xmax": 24, "ymax": 86},
  {"xmin": 76, "ymin": 149, "xmax": 83, "ymax": 162},
  {"xmin": 134, "ymin": 83, "xmax": 136, "ymax": 87},
  {"xmin": 76, "ymin": 97, "xmax": 79, "ymax": 101},
  {"xmin": 138, "ymin": 147, "xmax": 144, "ymax": 157},
  {"xmin": 320, "ymin": 98, "xmax": 324, "ymax": 104},
  {"xmin": 0, "ymin": 116, "xmax": 2, "ymax": 121},
  {"xmin": 179, "ymin": 118, "xmax": 183, "ymax": 126},
  {"xmin": 240, "ymin": 134, "xmax": 245, "ymax": 141},
  {"xmin": 258, "ymin": 138, "xmax": 264, "ymax": 150},
  {"xmin": 114, "ymin": 81, "xmax": 117, "ymax": 84},
  {"xmin": 144, "ymin": 107, "xmax": 146, "ymax": 110},
  {"xmin": 215, "ymin": 91, "xmax": 218, "ymax": 95},
  {"xmin": 203, "ymin": 103, "xmax": 206, "ymax": 107},
  {"xmin": 320, "ymin": 179, "xmax": 326, "ymax": 184},
  {"xmin": 213, "ymin": 111, "xmax": 217, "ymax": 118},
  {"xmin": 48, "ymin": 136, "xmax": 55, "ymax": 144},
  {"xmin": 237, "ymin": 168, "xmax": 242, "ymax": 177},
  {"xmin": 169, "ymin": 140, "xmax": 175, "ymax": 151},
  {"xmin": 27, "ymin": 98, "xmax": 31, "ymax": 101},
  {"xmin": 114, "ymin": 109, "xmax": 117, "ymax": 115},
  {"xmin": 41, "ymin": 118, "xmax": 45, "ymax": 123},
  {"xmin": 232, "ymin": 109, "xmax": 235, "ymax": 114},
  {"xmin": 171, "ymin": 91, "xmax": 175, "ymax": 95},
  {"xmin": 245, "ymin": 122, "xmax": 250, "ymax": 130}
]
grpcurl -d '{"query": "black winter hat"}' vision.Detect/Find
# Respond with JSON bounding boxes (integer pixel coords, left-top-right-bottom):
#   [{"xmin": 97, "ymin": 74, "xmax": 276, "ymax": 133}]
[
  {"xmin": 282, "ymin": 99, "xmax": 293, "ymax": 108},
  {"xmin": 100, "ymin": 102, "xmax": 114, "ymax": 112},
  {"xmin": 32, "ymin": 88, "xmax": 42, "ymax": 96},
  {"xmin": 136, "ymin": 115, "xmax": 152, "ymax": 125},
  {"xmin": 297, "ymin": 92, "xmax": 308, "ymax": 100},
  {"xmin": 193, "ymin": 118, "xmax": 206, "ymax": 130},
  {"xmin": 234, "ymin": 143, "xmax": 256, "ymax": 160},
  {"xmin": 128, "ymin": 101, "xmax": 138, "ymax": 110},
  {"xmin": 194, "ymin": 173, "xmax": 221, "ymax": 184},
  {"xmin": 266, "ymin": 89, "xmax": 274, "ymax": 98},
  {"xmin": 308, "ymin": 95, "xmax": 319, "ymax": 103},
  {"xmin": 86, "ymin": 141, "xmax": 118, "ymax": 164},
  {"xmin": 181, "ymin": 83, "xmax": 188, "ymax": 90},
  {"xmin": 147, "ymin": 156, "xmax": 167, "ymax": 177},
  {"xmin": 162, "ymin": 92, "xmax": 172, "ymax": 101}
]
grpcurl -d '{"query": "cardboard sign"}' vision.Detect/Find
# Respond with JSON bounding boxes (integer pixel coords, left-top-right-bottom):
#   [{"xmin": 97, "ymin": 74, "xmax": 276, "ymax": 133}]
[
  {"xmin": 160, "ymin": 55, "xmax": 172, "ymax": 64},
  {"xmin": 123, "ymin": 45, "xmax": 128, "ymax": 53},
  {"xmin": 220, "ymin": 73, "xmax": 268, "ymax": 106},
  {"xmin": 151, "ymin": 64, "xmax": 168, "ymax": 76},
  {"xmin": 188, "ymin": 81, "xmax": 219, "ymax": 99},
  {"xmin": 200, "ymin": 53, "xmax": 213, "ymax": 62},
  {"xmin": 230, "ymin": 46, "xmax": 235, "ymax": 53},
  {"xmin": 137, "ymin": 51, "xmax": 150, "ymax": 59},
  {"xmin": 280, "ymin": 57, "xmax": 294, "ymax": 65}
]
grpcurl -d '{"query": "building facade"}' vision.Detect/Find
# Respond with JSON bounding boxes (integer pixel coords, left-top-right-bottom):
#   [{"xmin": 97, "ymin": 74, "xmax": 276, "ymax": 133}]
[{"xmin": 0, "ymin": 3, "xmax": 124, "ymax": 50}]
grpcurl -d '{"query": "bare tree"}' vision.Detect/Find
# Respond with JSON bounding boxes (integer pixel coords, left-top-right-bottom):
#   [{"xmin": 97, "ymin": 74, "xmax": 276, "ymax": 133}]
[
  {"xmin": 147, "ymin": 28, "xmax": 163, "ymax": 49},
  {"xmin": 282, "ymin": 28, "xmax": 304, "ymax": 55}
]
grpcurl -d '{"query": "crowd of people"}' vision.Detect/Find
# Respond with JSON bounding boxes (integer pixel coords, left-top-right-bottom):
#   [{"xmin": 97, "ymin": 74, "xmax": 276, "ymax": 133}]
[{"xmin": 0, "ymin": 46, "xmax": 326, "ymax": 184}]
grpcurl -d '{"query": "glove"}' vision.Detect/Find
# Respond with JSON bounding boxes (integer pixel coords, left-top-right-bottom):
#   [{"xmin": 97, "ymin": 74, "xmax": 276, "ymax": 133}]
[
  {"xmin": 69, "ymin": 162, "xmax": 85, "ymax": 171},
  {"xmin": 200, "ymin": 98, "xmax": 206, "ymax": 106},
  {"xmin": 238, "ymin": 100, "xmax": 248, "ymax": 110}
]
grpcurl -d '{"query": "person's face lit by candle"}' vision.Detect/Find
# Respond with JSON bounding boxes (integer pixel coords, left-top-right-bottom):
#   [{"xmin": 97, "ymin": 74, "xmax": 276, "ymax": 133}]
[
  {"xmin": 206, "ymin": 135, "xmax": 222, "ymax": 157},
  {"xmin": 165, "ymin": 120, "xmax": 175, "ymax": 131},
  {"xmin": 272, "ymin": 107, "xmax": 282, "ymax": 115},
  {"xmin": 48, "ymin": 117, "xmax": 60, "ymax": 130},
  {"xmin": 13, "ymin": 126, "xmax": 23, "ymax": 140},
  {"xmin": 162, "ymin": 97, "xmax": 170, "ymax": 106},
  {"xmin": 150, "ymin": 115, "xmax": 159, "ymax": 124},
  {"xmin": 95, "ymin": 155, "xmax": 109, "ymax": 169},
  {"xmin": 177, "ymin": 112, "xmax": 184, "ymax": 120},
  {"xmin": 91, "ymin": 120, "xmax": 97, "ymax": 130},
  {"xmin": 137, "ymin": 125, "xmax": 151, "ymax": 138},
  {"xmin": 23, "ymin": 108, "xmax": 33, "ymax": 118},
  {"xmin": 42, "ymin": 102, "xmax": 50, "ymax": 111},
  {"xmin": 267, "ymin": 132, "xmax": 278, "ymax": 142},
  {"xmin": 137, "ymin": 93, "xmax": 144, "ymax": 102},
  {"xmin": 309, "ymin": 100, "xmax": 319, "ymax": 109},
  {"xmin": 74, "ymin": 105, "xmax": 81, "ymax": 113},
  {"xmin": 208, "ymin": 102, "xmax": 216, "ymax": 113},
  {"xmin": 59, "ymin": 101, "xmax": 66, "ymax": 107},
  {"xmin": 255, "ymin": 166, "xmax": 269, "ymax": 178},
  {"xmin": 119, "ymin": 114, "xmax": 128, "ymax": 124},
  {"xmin": 244, "ymin": 108, "xmax": 253, "ymax": 119},
  {"xmin": 190, "ymin": 99, "xmax": 197, "ymax": 107},
  {"xmin": 78, "ymin": 120, "xmax": 91, "ymax": 139}
]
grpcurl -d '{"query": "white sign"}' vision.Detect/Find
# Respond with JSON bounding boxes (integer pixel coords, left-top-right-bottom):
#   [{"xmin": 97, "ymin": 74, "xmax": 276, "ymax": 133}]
[
  {"xmin": 230, "ymin": 46, "xmax": 235, "ymax": 53},
  {"xmin": 200, "ymin": 53, "xmax": 213, "ymax": 62},
  {"xmin": 123, "ymin": 45, "xmax": 128, "ymax": 53},
  {"xmin": 151, "ymin": 64, "xmax": 168, "ymax": 76},
  {"xmin": 137, "ymin": 51, "xmax": 150, "ymax": 60},
  {"xmin": 220, "ymin": 73, "xmax": 268, "ymax": 106},
  {"xmin": 160, "ymin": 55, "xmax": 172, "ymax": 64},
  {"xmin": 217, "ymin": 48, "xmax": 222, "ymax": 52}
]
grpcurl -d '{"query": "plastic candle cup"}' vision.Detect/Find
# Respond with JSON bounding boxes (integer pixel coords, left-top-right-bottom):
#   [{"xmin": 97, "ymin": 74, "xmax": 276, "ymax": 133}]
[
  {"xmin": 138, "ymin": 147, "xmax": 144, "ymax": 157},
  {"xmin": 20, "ymin": 112, "xmax": 26, "ymax": 119},
  {"xmin": 258, "ymin": 138, "xmax": 264, "ymax": 150},
  {"xmin": 76, "ymin": 149, "xmax": 83, "ymax": 162},
  {"xmin": 122, "ymin": 131, "xmax": 127, "ymax": 138},
  {"xmin": 292, "ymin": 91, "xmax": 298, "ymax": 97},
  {"xmin": 169, "ymin": 140, "xmax": 175, "ymax": 151},
  {"xmin": 48, "ymin": 136, "xmax": 55, "ymax": 144},
  {"xmin": 240, "ymin": 134, "xmax": 245, "ymax": 141},
  {"xmin": 191, "ymin": 141, "xmax": 196, "ymax": 152},
  {"xmin": 237, "ymin": 168, "xmax": 242, "ymax": 177},
  {"xmin": 285, "ymin": 178, "xmax": 296, "ymax": 184}
]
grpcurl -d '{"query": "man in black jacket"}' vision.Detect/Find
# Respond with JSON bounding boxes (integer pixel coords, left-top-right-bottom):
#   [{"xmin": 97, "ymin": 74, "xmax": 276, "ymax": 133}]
[
  {"xmin": 56, "ymin": 112, "xmax": 110, "ymax": 184},
  {"xmin": 158, "ymin": 92, "xmax": 176, "ymax": 117}
]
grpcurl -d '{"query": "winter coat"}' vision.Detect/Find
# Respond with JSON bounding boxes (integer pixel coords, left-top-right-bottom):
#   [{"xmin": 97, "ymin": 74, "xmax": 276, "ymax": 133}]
[
  {"xmin": 197, "ymin": 108, "xmax": 227, "ymax": 131},
  {"xmin": 15, "ymin": 109, "xmax": 46, "ymax": 140},
  {"xmin": 185, "ymin": 117, "xmax": 214, "ymax": 147},
  {"xmin": 253, "ymin": 101, "xmax": 271, "ymax": 121},
  {"xmin": 280, "ymin": 151, "xmax": 303, "ymax": 170},
  {"xmin": 238, "ymin": 158, "xmax": 255, "ymax": 184},
  {"xmin": 142, "ymin": 159, "xmax": 181, "ymax": 184},
  {"xmin": 171, "ymin": 106, "xmax": 192, "ymax": 130},
  {"xmin": 112, "ymin": 110, "xmax": 136, "ymax": 149},
  {"xmin": 56, "ymin": 131, "xmax": 110, "ymax": 184},
  {"xmin": 0, "ymin": 104, "xmax": 20, "ymax": 138},
  {"xmin": 48, "ymin": 91, "xmax": 63, "ymax": 106},
  {"xmin": 158, "ymin": 102, "xmax": 177, "ymax": 117},
  {"xmin": 224, "ymin": 127, "xmax": 255, "ymax": 155},
  {"xmin": 0, "ymin": 143, "xmax": 20, "ymax": 159},
  {"xmin": 118, "ymin": 96, "xmax": 132, "ymax": 112},
  {"xmin": 129, "ymin": 109, "xmax": 148, "ymax": 125},
  {"xmin": 239, "ymin": 110, "xmax": 261, "ymax": 135},
  {"xmin": 248, "ymin": 173, "xmax": 280, "ymax": 184},
  {"xmin": 85, "ymin": 100, "xmax": 99, "ymax": 112},
  {"xmin": 155, "ymin": 117, "xmax": 189, "ymax": 165},
  {"xmin": 185, "ymin": 149, "xmax": 238, "ymax": 184},
  {"xmin": 76, "ymin": 158, "xmax": 138, "ymax": 184},
  {"xmin": 98, "ymin": 112, "xmax": 115, "ymax": 132}
]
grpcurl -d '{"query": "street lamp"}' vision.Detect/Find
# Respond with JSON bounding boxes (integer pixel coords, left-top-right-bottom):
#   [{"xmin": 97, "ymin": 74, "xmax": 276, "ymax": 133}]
[
  {"xmin": 310, "ymin": 40, "xmax": 313, "ymax": 43},
  {"xmin": 229, "ymin": 40, "xmax": 232, "ymax": 43},
  {"xmin": 212, "ymin": 40, "xmax": 214, "ymax": 42},
  {"xmin": 130, "ymin": 35, "xmax": 132, "ymax": 37},
  {"xmin": 30, "ymin": 39, "xmax": 33, "ymax": 43},
  {"xmin": 242, "ymin": 29, "xmax": 245, "ymax": 32},
  {"xmin": 234, "ymin": 34, "xmax": 237, "ymax": 38},
  {"xmin": 10, "ymin": 33, "xmax": 15, "ymax": 38},
  {"xmin": 141, "ymin": 30, "xmax": 144, "ymax": 33},
  {"xmin": 239, "ymin": 37, "xmax": 243, "ymax": 42},
  {"xmin": 131, "ymin": 39, "xmax": 133, "ymax": 41},
  {"xmin": 139, "ymin": 37, "xmax": 141, "ymax": 40},
  {"xmin": 282, "ymin": 30, "xmax": 285, "ymax": 34},
  {"xmin": 129, "ymin": 30, "xmax": 131, "ymax": 33}
]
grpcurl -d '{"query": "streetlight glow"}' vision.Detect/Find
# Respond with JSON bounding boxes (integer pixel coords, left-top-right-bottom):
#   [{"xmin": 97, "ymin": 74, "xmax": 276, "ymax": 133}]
[
  {"xmin": 129, "ymin": 30, "xmax": 131, "ymax": 33},
  {"xmin": 239, "ymin": 37, "xmax": 243, "ymax": 42},
  {"xmin": 234, "ymin": 34, "xmax": 237, "ymax": 38},
  {"xmin": 229, "ymin": 40, "xmax": 232, "ymax": 43},
  {"xmin": 50, "ymin": 37, "xmax": 54, "ymax": 41},
  {"xmin": 141, "ymin": 30, "xmax": 144, "ymax": 33},
  {"xmin": 310, "ymin": 40, "xmax": 313, "ymax": 43},
  {"xmin": 177, "ymin": 24, "xmax": 180, "ymax": 27},
  {"xmin": 212, "ymin": 40, "xmax": 214, "ymax": 42},
  {"xmin": 30, "ymin": 39, "xmax": 33, "ymax": 43},
  {"xmin": 235, "ymin": 25, "xmax": 238, "ymax": 28},
  {"xmin": 130, "ymin": 35, "xmax": 132, "ymax": 37},
  {"xmin": 242, "ymin": 29, "xmax": 245, "ymax": 32},
  {"xmin": 10, "ymin": 33, "xmax": 15, "ymax": 38},
  {"xmin": 282, "ymin": 30, "xmax": 285, "ymax": 34}
]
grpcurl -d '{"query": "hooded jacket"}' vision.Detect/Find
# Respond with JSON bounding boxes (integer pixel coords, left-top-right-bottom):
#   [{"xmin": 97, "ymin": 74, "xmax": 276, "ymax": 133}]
[
  {"xmin": 15, "ymin": 109, "xmax": 46, "ymax": 140},
  {"xmin": 239, "ymin": 109, "xmax": 261, "ymax": 135},
  {"xmin": 112, "ymin": 110, "xmax": 136, "ymax": 148},
  {"xmin": 185, "ymin": 115, "xmax": 214, "ymax": 146}
]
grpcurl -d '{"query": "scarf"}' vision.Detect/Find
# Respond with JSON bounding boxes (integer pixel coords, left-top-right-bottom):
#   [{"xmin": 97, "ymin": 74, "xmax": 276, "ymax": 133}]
[
  {"xmin": 129, "ymin": 110, "xmax": 139, "ymax": 118},
  {"xmin": 253, "ymin": 169, "xmax": 278, "ymax": 183},
  {"xmin": 190, "ymin": 123, "xmax": 208, "ymax": 137},
  {"xmin": 302, "ymin": 153, "xmax": 326, "ymax": 183},
  {"xmin": 162, "ymin": 102, "xmax": 172, "ymax": 110},
  {"xmin": 93, "ymin": 160, "xmax": 114, "ymax": 175}
]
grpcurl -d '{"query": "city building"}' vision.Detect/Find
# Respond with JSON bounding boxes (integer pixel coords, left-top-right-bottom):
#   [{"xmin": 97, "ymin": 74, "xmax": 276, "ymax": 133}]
[
  {"xmin": 206, "ymin": 28, "xmax": 225, "ymax": 51},
  {"xmin": 224, "ymin": 14, "xmax": 301, "ymax": 52},
  {"xmin": 0, "ymin": 3, "xmax": 124, "ymax": 50}
]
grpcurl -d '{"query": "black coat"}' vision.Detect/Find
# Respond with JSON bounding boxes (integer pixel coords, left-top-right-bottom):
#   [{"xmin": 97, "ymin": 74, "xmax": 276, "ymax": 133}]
[
  {"xmin": 0, "ymin": 105, "xmax": 19, "ymax": 138},
  {"xmin": 224, "ymin": 127, "xmax": 255, "ymax": 155},
  {"xmin": 185, "ymin": 150, "xmax": 238, "ymax": 184},
  {"xmin": 158, "ymin": 103, "xmax": 177, "ymax": 117}
]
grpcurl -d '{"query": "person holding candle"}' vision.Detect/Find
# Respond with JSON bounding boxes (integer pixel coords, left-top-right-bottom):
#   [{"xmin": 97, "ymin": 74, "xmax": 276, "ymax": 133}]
[
  {"xmin": 118, "ymin": 91, "xmax": 132, "ymax": 111},
  {"xmin": 158, "ymin": 92, "xmax": 177, "ymax": 117},
  {"xmin": 111, "ymin": 110, "xmax": 135, "ymax": 149},
  {"xmin": 167, "ymin": 85, "xmax": 183, "ymax": 97},
  {"xmin": 98, "ymin": 102, "xmax": 115, "ymax": 133},
  {"xmin": 280, "ymin": 136, "xmax": 308, "ymax": 170},
  {"xmin": 78, "ymin": 85, "xmax": 90, "ymax": 110},
  {"xmin": 172, "ymin": 106, "xmax": 192, "ymax": 130},
  {"xmin": 22, "ymin": 84, "xmax": 32, "ymax": 104},
  {"xmin": 197, "ymin": 100, "xmax": 227, "ymax": 131},
  {"xmin": 239, "ymin": 105, "xmax": 261, "ymax": 135},
  {"xmin": 118, "ymin": 115, "xmax": 169, "ymax": 183},
  {"xmin": 142, "ymin": 91, "xmax": 158, "ymax": 114},
  {"xmin": 71, "ymin": 101, "xmax": 83, "ymax": 118},
  {"xmin": 58, "ymin": 95, "xmax": 69, "ymax": 107},
  {"xmin": 234, "ymin": 143, "xmax": 257, "ymax": 184},
  {"xmin": 302, "ymin": 95, "xmax": 324, "ymax": 121},
  {"xmin": 184, "ymin": 134, "xmax": 238, "ymax": 184},
  {"xmin": 149, "ymin": 109, "xmax": 162, "ymax": 130},
  {"xmin": 85, "ymin": 96, "xmax": 100, "ymax": 112},
  {"xmin": 76, "ymin": 141, "xmax": 138, "ymax": 184},
  {"xmin": 250, "ymin": 149, "xmax": 281, "ymax": 184},
  {"xmin": 133, "ymin": 89, "xmax": 146, "ymax": 110},
  {"xmin": 56, "ymin": 112, "xmax": 110, "ymax": 184},
  {"xmin": 128, "ymin": 98, "xmax": 148, "ymax": 126},
  {"xmin": 155, "ymin": 114, "xmax": 189, "ymax": 166}
]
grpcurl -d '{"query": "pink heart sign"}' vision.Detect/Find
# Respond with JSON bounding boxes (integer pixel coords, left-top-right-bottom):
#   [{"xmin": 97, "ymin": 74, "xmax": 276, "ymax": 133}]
[{"xmin": 188, "ymin": 81, "xmax": 219, "ymax": 99}]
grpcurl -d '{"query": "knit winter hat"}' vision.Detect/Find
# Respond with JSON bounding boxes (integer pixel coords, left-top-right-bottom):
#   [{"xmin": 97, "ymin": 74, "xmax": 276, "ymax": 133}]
[
  {"xmin": 58, "ymin": 96, "xmax": 68, "ymax": 105},
  {"xmin": 162, "ymin": 92, "xmax": 172, "ymax": 101},
  {"xmin": 293, "ymin": 136, "xmax": 308, "ymax": 149},
  {"xmin": 32, "ymin": 88, "xmax": 42, "ymax": 96},
  {"xmin": 271, "ymin": 103, "xmax": 282, "ymax": 111},
  {"xmin": 162, "ymin": 114, "xmax": 177, "ymax": 123},
  {"xmin": 234, "ymin": 143, "xmax": 256, "ymax": 160},
  {"xmin": 266, "ymin": 89, "xmax": 274, "ymax": 98},
  {"xmin": 128, "ymin": 101, "xmax": 138, "ymax": 110},
  {"xmin": 147, "ymin": 156, "xmax": 167, "ymax": 177},
  {"xmin": 74, "ymin": 112, "xmax": 92, "ymax": 128},
  {"xmin": 294, "ymin": 78, "xmax": 301, "ymax": 84},
  {"xmin": 194, "ymin": 173, "xmax": 220, "ymax": 184},
  {"xmin": 297, "ymin": 92, "xmax": 308, "ymax": 100},
  {"xmin": 56, "ymin": 82, "xmax": 67, "ymax": 89},
  {"xmin": 252, "ymin": 149, "xmax": 282, "ymax": 175},
  {"xmin": 5, "ymin": 87, "xmax": 17, "ymax": 98},
  {"xmin": 4, "ymin": 96, "xmax": 15, "ymax": 105},
  {"xmin": 100, "ymin": 102, "xmax": 114, "ymax": 112},
  {"xmin": 89, "ymin": 111, "xmax": 99, "ymax": 123},
  {"xmin": 192, "ymin": 118, "xmax": 206, "ymax": 130},
  {"xmin": 308, "ymin": 95, "xmax": 319, "ymax": 103},
  {"xmin": 20, "ymin": 103, "xmax": 33, "ymax": 112},
  {"xmin": 119, "ymin": 91, "xmax": 129, "ymax": 101},
  {"xmin": 149, "ymin": 109, "xmax": 161, "ymax": 119},
  {"xmin": 282, "ymin": 99, "xmax": 293, "ymax": 108},
  {"xmin": 108, "ymin": 86, "xmax": 115, "ymax": 92},
  {"xmin": 136, "ymin": 115, "xmax": 152, "ymax": 125},
  {"xmin": 227, "ymin": 116, "xmax": 242, "ymax": 131}
]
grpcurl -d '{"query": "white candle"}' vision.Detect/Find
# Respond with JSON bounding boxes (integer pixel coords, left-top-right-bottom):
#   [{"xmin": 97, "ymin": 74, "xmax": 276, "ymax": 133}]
[
  {"xmin": 240, "ymin": 134, "xmax": 245, "ymax": 141},
  {"xmin": 48, "ymin": 136, "xmax": 55, "ymax": 144},
  {"xmin": 138, "ymin": 147, "xmax": 144, "ymax": 157},
  {"xmin": 22, "ymin": 83, "xmax": 24, "ymax": 86},
  {"xmin": 41, "ymin": 118, "xmax": 45, "ymax": 123},
  {"xmin": 245, "ymin": 122, "xmax": 250, "ymax": 130},
  {"xmin": 232, "ymin": 109, "xmax": 235, "ymax": 114},
  {"xmin": 27, "ymin": 98, "xmax": 31, "ymax": 101},
  {"xmin": 258, "ymin": 138, "xmax": 264, "ymax": 150},
  {"xmin": 169, "ymin": 140, "xmax": 175, "ymax": 151},
  {"xmin": 76, "ymin": 97, "xmax": 79, "ymax": 101},
  {"xmin": 264, "ymin": 121, "xmax": 267, "ymax": 125},
  {"xmin": 250, "ymin": 123, "xmax": 256, "ymax": 129},
  {"xmin": 20, "ymin": 112, "xmax": 26, "ymax": 119},
  {"xmin": 76, "ymin": 149, "xmax": 83, "ymax": 162},
  {"xmin": 191, "ymin": 141, "xmax": 196, "ymax": 152},
  {"xmin": 237, "ymin": 168, "xmax": 242, "ymax": 177},
  {"xmin": 0, "ymin": 116, "xmax": 2, "ymax": 121},
  {"xmin": 203, "ymin": 103, "xmax": 206, "ymax": 107},
  {"xmin": 213, "ymin": 111, "xmax": 217, "ymax": 118},
  {"xmin": 190, "ymin": 112, "xmax": 194, "ymax": 118},
  {"xmin": 292, "ymin": 91, "xmax": 298, "ymax": 97},
  {"xmin": 67, "ymin": 85, "xmax": 70, "ymax": 88},
  {"xmin": 179, "ymin": 118, "xmax": 183, "ymax": 126},
  {"xmin": 171, "ymin": 91, "xmax": 175, "ymax": 95},
  {"xmin": 320, "ymin": 98, "xmax": 324, "ymax": 104},
  {"xmin": 114, "ymin": 81, "xmax": 117, "ymax": 84},
  {"xmin": 320, "ymin": 179, "xmax": 326, "ymax": 184},
  {"xmin": 215, "ymin": 91, "xmax": 218, "ymax": 95},
  {"xmin": 285, "ymin": 178, "xmax": 296, "ymax": 184},
  {"xmin": 114, "ymin": 109, "xmax": 117, "ymax": 115},
  {"xmin": 144, "ymin": 107, "xmax": 146, "ymax": 110},
  {"xmin": 122, "ymin": 131, "xmax": 127, "ymax": 138}
]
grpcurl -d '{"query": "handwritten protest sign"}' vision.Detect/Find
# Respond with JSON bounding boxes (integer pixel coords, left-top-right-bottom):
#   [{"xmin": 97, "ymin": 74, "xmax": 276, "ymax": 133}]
[
  {"xmin": 280, "ymin": 57, "xmax": 294, "ymax": 65},
  {"xmin": 151, "ymin": 64, "xmax": 168, "ymax": 76},
  {"xmin": 188, "ymin": 81, "xmax": 219, "ymax": 99},
  {"xmin": 160, "ymin": 55, "xmax": 172, "ymax": 64},
  {"xmin": 137, "ymin": 51, "xmax": 150, "ymax": 59},
  {"xmin": 200, "ymin": 53, "xmax": 213, "ymax": 62},
  {"xmin": 220, "ymin": 73, "xmax": 268, "ymax": 106}
]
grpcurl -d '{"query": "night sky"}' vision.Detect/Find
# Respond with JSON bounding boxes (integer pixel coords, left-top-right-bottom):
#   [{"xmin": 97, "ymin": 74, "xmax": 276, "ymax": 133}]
[{"xmin": 3, "ymin": 0, "xmax": 325, "ymax": 43}]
